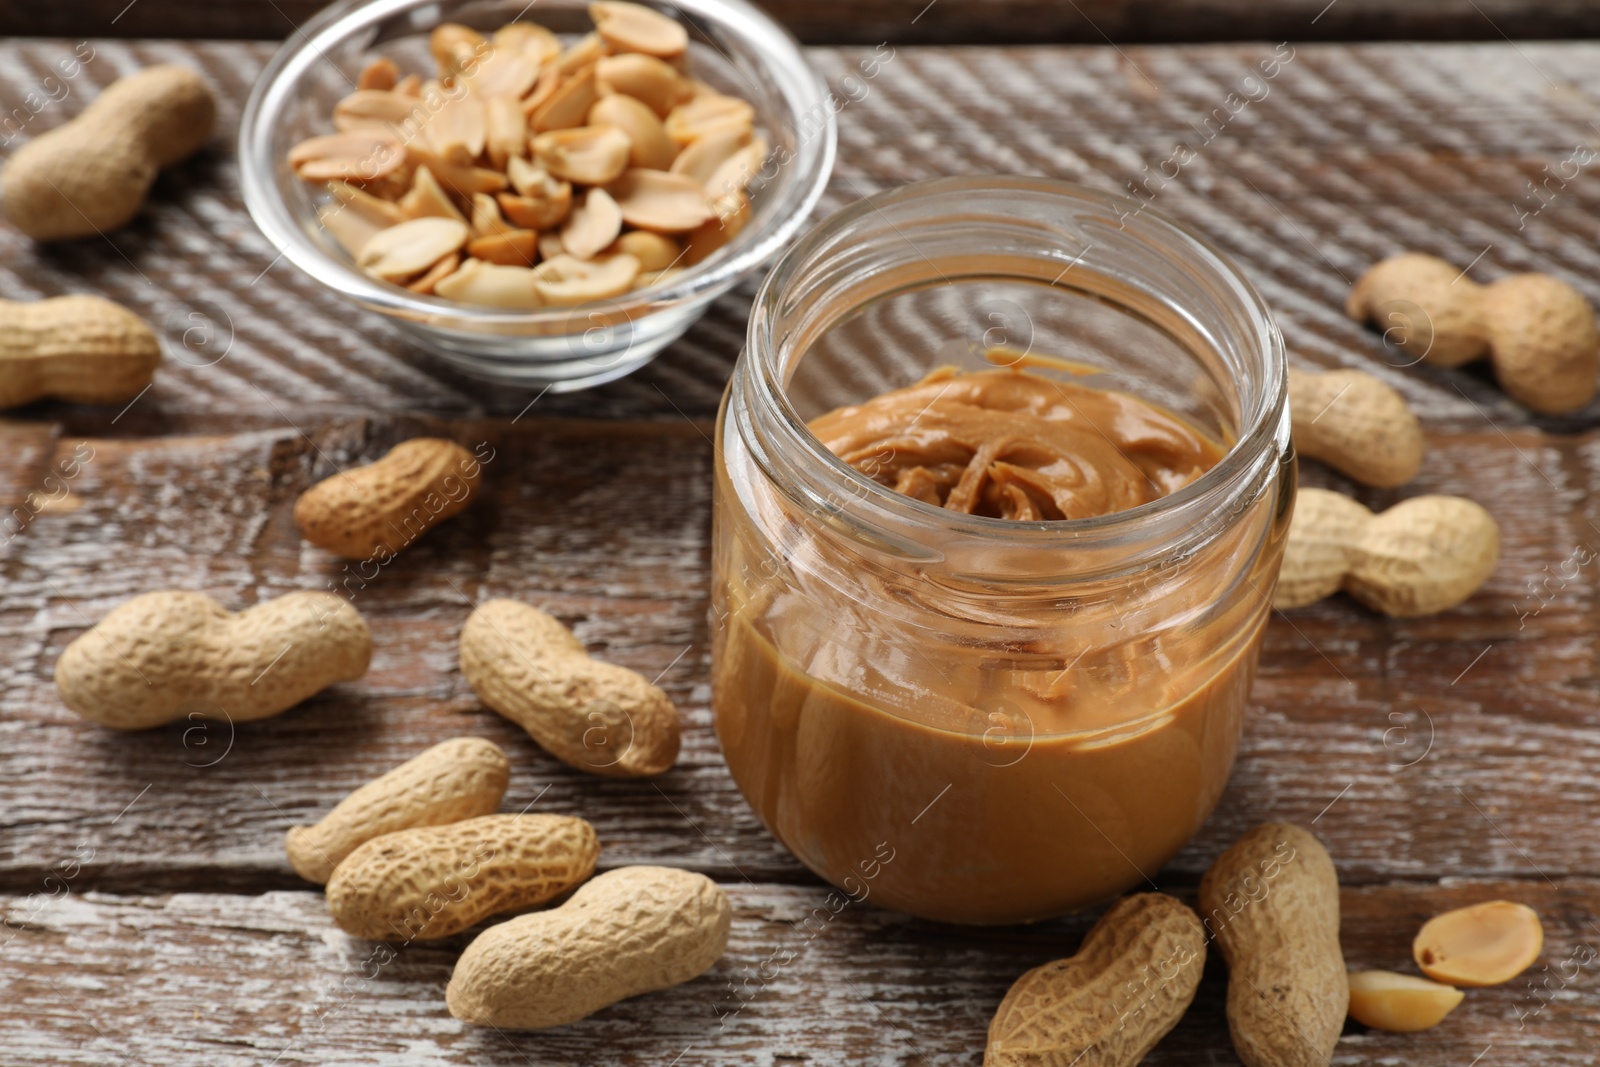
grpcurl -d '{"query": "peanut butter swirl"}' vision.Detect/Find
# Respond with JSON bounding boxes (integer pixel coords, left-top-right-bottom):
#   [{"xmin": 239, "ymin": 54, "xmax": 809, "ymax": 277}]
[{"xmin": 808, "ymin": 367, "xmax": 1223, "ymax": 521}]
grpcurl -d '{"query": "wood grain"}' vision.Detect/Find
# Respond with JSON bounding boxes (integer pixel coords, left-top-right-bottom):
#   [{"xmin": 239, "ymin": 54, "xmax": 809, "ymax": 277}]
[
  {"xmin": 1, "ymin": 418, "xmax": 1595, "ymax": 893},
  {"xmin": 5, "ymin": 881, "xmax": 1598, "ymax": 1064},
  {"xmin": 1, "ymin": 36, "xmax": 1599, "ymax": 1067},
  {"xmin": 4, "ymin": 0, "xmax": 1600, "ymax": 45}
]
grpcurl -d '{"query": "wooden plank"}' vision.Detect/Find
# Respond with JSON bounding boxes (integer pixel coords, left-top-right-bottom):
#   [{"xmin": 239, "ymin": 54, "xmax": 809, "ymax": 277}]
[
  {"xmin": 4, "ymin": 880, "xmax": 1597, "ymax": 1063},
  {"xmin": 1, "ymin": 41, "xmax": 1599, "ymax": 429},
  {"xmin": 3, "ymin": 416, "xmax": 1597, "ymax": 893},
  {"xmin": 4, "ymin": 0, "xmax": 1600, "ymax": 45}
]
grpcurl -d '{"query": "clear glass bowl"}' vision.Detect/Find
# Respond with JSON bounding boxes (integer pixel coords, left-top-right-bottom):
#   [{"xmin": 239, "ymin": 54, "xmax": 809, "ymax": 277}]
[{"xmin": 238, "ymin": 0, "xmax": 835, "ymax": 390}]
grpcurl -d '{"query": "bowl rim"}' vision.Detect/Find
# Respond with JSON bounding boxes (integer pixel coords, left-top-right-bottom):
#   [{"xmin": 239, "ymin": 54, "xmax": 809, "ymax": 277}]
[{"xmin": 237, "ymin": 0, "xmax": 837, "ymax": 331}]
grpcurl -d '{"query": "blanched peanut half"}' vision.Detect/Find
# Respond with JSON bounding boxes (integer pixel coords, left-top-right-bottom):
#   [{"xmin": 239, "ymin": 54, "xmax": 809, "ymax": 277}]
[
  {"xmin": 485, "ymin": 95, "xmax": 528, "ymax": 170},
  {"xmin": 533, "ymin": 253, "xmax": 640, "ymax": 305},
  {"xmin": 506, "ymin": 155, "xmax": 570, "ymax": 203},
  {"xmin": 705, "ymin": 137, "xmax": 767, "ymax": 201},
  {"xmin": 357, "ymin": 56, "xmax": 399, "ymax": 91},
  {"xmin": 589, "ymin": 93, "xmax": 677, "ymax": 170},
  {"xmin": 532, "ymin": 125, "xmax": 632, "ymax": 186},
  {"xmin": 430, "ymin": 23, "xmax": 485, "ymax": 78},
  {"xmin": 1414, "ymin": 901, "xmax": 1543, "ymax": 986},
  {"xmin": 395, "ymin": 73, "xmax": 423, "ymax": 97},
  {"xmin": 357, "ymin": 216, "xmax": 471, "ymax": 282},
  {"xmin": 435, "ymin": 258, "xmax": 543, "ymax": 308},
  {"xmin": 494, "ymin": 21, "xmax": 561, "ymax": 68},
  {"xmin": 538, "ymin": 230, "xmax": 566, "ymax": 261},
  {"xmin": 532, "ymin": 65, "xmax": 599, "ymax": 133},
  {"xmin": 333, "ymin": 89, "xmax": 419, "ymax": 131},
  {"xmin": 669, "ymin": 124, "xmax": 750, "ymax": 187},
  {"xmin": 461, "ymin": 48, "xmax": 540, "ymax": 100},
  {"xmin": 522, "ymin": 64, "xmax": 562, "ymax": 117},
  {"xmin": 560, "ymin": 187, "xmax": 623, "ymax": 260},
  {"xmin": 426, "ymin": 96, "xmax": 486, "ymax": 165},
  {"xmin": 471, "ymin": 192, "xmax": 517, "ymax": 237},
  {"xmin": 289, "ymin": 130, "xmax": 407, "ymax": 183},
  {"xmin": 407, "ymin": 251, "xmax": 461, "ymax": 294},
  {"xmin": 596, "ymin": 54, "xmax": 691, "ymax": 117},
  {"xmin": 683, "ymin": 191, "xmax": 748, "ymax": 265},
  {"xmin": 612, "ymin": 230, "xmax": 681, "ymax": 272},
  {"xmin": 328, "ymin": 181, "xmax": 405, "ymax": 227},
  {"xmin": 498, "ymin": 192, "xmax": 573, "ymax": 232},
  {"xmin": 557, "ymin": 31, "xmax": 606, "ymax": 74},
  {"xmin": 468, "ymin": 229, "xmax": 538, "ymax": 267},
  {"xmin": 1346, "ymin": 971, "xmax": 1464, "ymax": 1032},
  {"xmin": 399, "ymin": 165, "xmax": 467, "ymax": 222},
  {"xmin": 405, "ymin": 145, "xmax": 507, "ymax": 195},
  {"xmin": 608, "ymin": 169, "xmax": 711, "ymax": 233},
  {"xmin": 665, "ymin": 93, "xmax": 754, "ymax": 144},
  {"xmin": 590, "ymin": 1, "xmax": 689, "ymax": 58},
  {"xmin": 319, "ymin": 203, "xmax": 385, "ymax": 258}
]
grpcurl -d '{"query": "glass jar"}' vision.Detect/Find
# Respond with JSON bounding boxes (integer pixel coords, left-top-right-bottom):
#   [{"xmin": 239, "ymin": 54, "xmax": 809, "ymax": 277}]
[{"xmin": 711, "ymin": 176, "xmax": 1294, "ymax": 925}]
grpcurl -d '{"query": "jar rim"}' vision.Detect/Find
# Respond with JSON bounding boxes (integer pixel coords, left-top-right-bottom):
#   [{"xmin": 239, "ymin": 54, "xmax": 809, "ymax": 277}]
[{"xmin": 737, "ymin": 174, "xmax": 1289, "ymax": 555}]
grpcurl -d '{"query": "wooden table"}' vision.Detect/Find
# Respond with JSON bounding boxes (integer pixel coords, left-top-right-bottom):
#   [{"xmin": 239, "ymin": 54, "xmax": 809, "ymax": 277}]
[{"xmin": 3, "ymin": 26, "xmax": 1599, "ymax": 1067}]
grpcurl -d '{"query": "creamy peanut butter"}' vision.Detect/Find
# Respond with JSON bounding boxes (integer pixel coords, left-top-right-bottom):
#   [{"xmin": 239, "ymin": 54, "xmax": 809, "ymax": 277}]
[
  {"xmin": 712, "ymin": 366, "xmax": 1284, "ymax": 924},
  {"xmin": 809, "ymin": 366, "xmax": 1221, "ymax": 520}
]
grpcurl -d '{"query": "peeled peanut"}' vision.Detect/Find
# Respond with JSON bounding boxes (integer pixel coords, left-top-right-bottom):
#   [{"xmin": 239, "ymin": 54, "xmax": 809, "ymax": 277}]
[
  {"xmin": 467, "ymin": 230, "xmax": 538, "ymax": 267},
  {"xmin": 435, "ymin": 258, "xmax": 543, "ymax": 308},
  {"xmin": 1275, "ymin": 489, "xmax": 1499, "ymax": 616},
  {"xmin": 531, "ymin": 65, "xmax": 600, "ymax": 133},
  {"xmin": 290, "ymin": 129, "xmax": 407, "ymax": 184},
  {"xmin": 1348, "ymin": 253, "xmax": 1599, "ymax": 413},
  {"xmin": 1200, "ymin": 823, "xmax": 1347, "ymax": 1067},
  {"xmin": 0, "ymin": 295, "xmax": 161, "ymax": 409},
  {"xmin": 286, "ymin": 737, "xmax": 509, "ymax": 884},
  {"xmin": 532, "ymin": 252, "xmax": 641, "ymax": 305},
  {"xmin": 596, "ymin": 54, "xmax": 692, "ymax": 117},
  {"xmin": 484, "ymin": 96, "xmax": 528, "ymax": 170},
  {"xmin": 1346, "ymin": 970, "xmax": 1464, "ymax": 1032},
  {"xmin": 429, "ymin": 23, "xmax": 485, "ymax": 78},
  {"xmin": 608, "ymin": 169, "xmax": 712, "ymax": 233},
  {"xmin": 1289, "ymin": 368, "xmax": 1424, "ymax": 487},
  {"xmin": 55, "ymin": 590, "xmax": 371, "ymax": 731},
  {"xmin": 357, "ymin": 216, "xmax": 471, "ymax": 282},
  {"xmin": 404, "ymin": 146, "xmax": 506, "ymax": 196},
  {"xmin": 399, "ymin": 166, "xmax": 467, "ymax": 223},
  {"xmin": 683, "ymin": 191, "xmax": 748, "ymax": 265},
  {"xmin": 612, "ymin": 230, "xmax": 681, "ymax": 272},
  {"xmin": 447, "ymin": 866, "xmax": 730, "ymax": 1029},
  {"xmin": 2, "ymin": 65, "xmax": 215, "ymax": 240},
  {"xmin": 406, "ymin": 251, "xmax": 461, "ymax": 294},
  {"xmin": 328, "ymin": 180, "xmax": 405, "ymax": 227},
  {"xmin": 561, "ymin": 187, "xmax": 623, "ymax": 259},
  {"xmin": 705, "ymin": 137, "xmax": 767, "ymax": 201},
  {"xmin": 985, "ymin": 894, "xmax": 1205, "ymax": 1066},
  {"xmin": 358, "ymin": 57, "xmax": 399, "ymax": 91},
  {"xmin": 425, "ymin": 96, "xmax": 486, "ymax": 165},
  {"xmin": 532, "ymin": 125, "xmax": 632, "ymax": 186},
  {"xmin": 326, "ymin": 814, "xmax": 598, "ymax": 940},
  {"xmin": 664, "ymin": 93, "xmax": 754, "ymax": 144},
  {"xmin": 670, "ymin": 124, "xmax": 751, "ymax": 187},
  {"xmin": 1414, "ymin": 900, "xmax": 1543, "ymax": 986},
  {"xmin": 557, "ymin": 33, "xmax": 605, "ymax": 74},
  {"xmin": 589, "ymin": 92, "xmax": 678, "ymax": 170},
  {"xmin": 295, "ymin": 437, "xmax": 483, "ymax": 560},
  {"xmin": 590, "ymin": 1, "xmax": 689, "ymax": 58},
  {"xmin": 333, "ymin": 89, "xmax": 419, "ymax": 131},
  {"xmin": 459, "ymin": 598, "xmax": 680, "ymax": 776}
]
